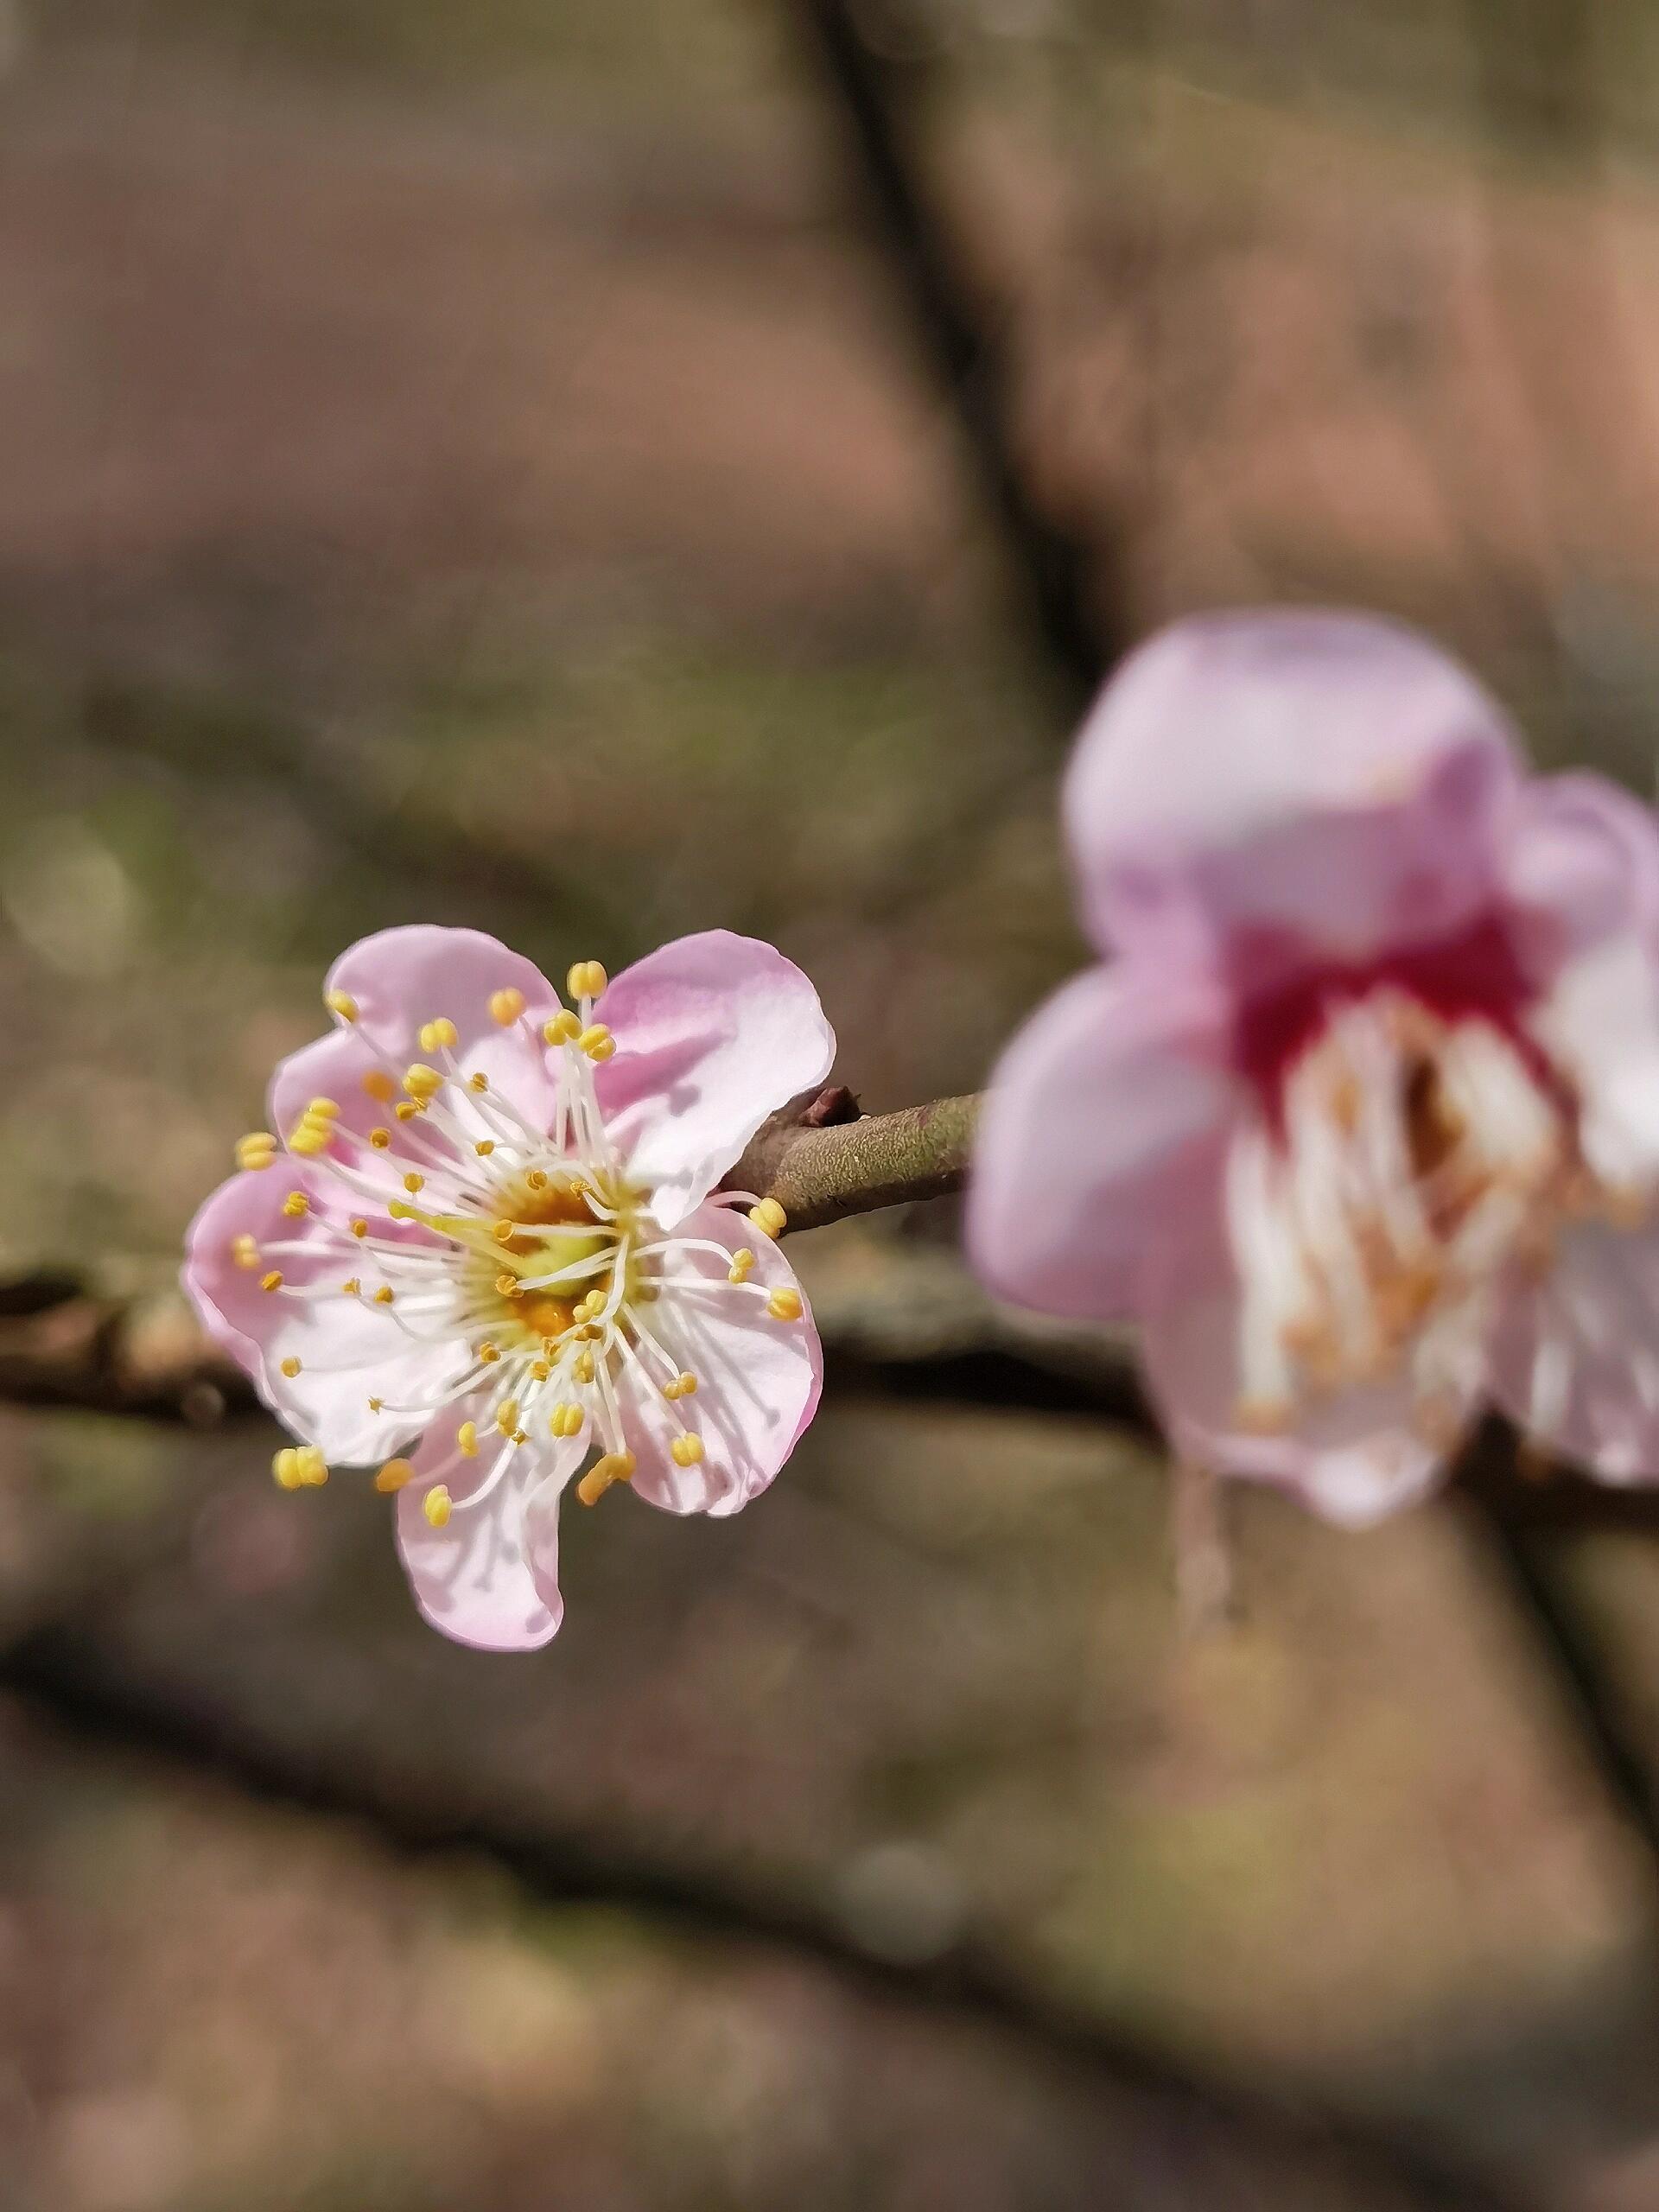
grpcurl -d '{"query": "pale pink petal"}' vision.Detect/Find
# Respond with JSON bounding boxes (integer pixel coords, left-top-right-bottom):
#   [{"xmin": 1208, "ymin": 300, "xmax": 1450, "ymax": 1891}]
[
  {"xmin": 325, "ymin": 925, "xmax": 560, "ymax": 1129},
  {"xmin": 182, "ymin": 1168, "xmax": 467, "ymax": 1464},
  {"xmin": 1064, "ymin": 612, "xmax": 1521, "ymax": 974},
  {"xmin": 396, "ymin": 1404, "xmax": 582, "ymax": 1651},
  {"xmin": 593, "ymin": 931, "xmax": 835, "ymax": 1228},
  {"xmin": 617, "ymin": 1201, "xmax": 821, "ymax": 1518},
  {"xmin": 1490, "ymin": 1225, "xmax": 1659, "ymax": 1484},
  {"xmin": 1503, "ymin": 772, "xmax": 1659, "ymax": 969},
  {"xmin": 1143, "ymin": 1286, "xmax": 1470, "ymax": 1527},
  {"xmin": 1506, "ymin": 775, "xmax": 1659, "ymax": 1194},
  {"xmin": 966, "ymin": 963, "xmax": 1241, "ymax": 1324}
]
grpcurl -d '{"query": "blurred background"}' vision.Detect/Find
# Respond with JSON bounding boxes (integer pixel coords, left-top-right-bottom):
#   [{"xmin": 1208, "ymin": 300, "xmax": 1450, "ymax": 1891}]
[{"xmin": 5, "ymin": 1, "xmax": 1659, "ymax": 2206}]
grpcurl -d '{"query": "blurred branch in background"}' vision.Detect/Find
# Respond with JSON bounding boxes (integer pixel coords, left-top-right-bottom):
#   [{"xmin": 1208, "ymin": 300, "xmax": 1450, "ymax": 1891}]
[{"xmin": 794, "ymin": 0, "xmax": 1122, "ymax": 709}]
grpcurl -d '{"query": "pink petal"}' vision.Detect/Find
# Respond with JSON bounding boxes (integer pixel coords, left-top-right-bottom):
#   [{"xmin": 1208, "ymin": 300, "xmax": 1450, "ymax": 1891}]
[
  {"xmin": 1491, "ymin": 1225, "xmax": 1659, "ymax": 1484},
  {"xmin": 1064, "ymin": 612, "xmax": 1521, "ymax": 976},
  {"xmin": 617, "ymin": 1200, "xmax": 821, "ymax": 1518},
  {"xmin": 324, "ymin": 925, "xmax": 560, "ymax": 1128},
  {"xmin": 966, "ymin": 963, "xmax": 1241, "ymax": 1323},
  {"xmin": 181, "ymin": 1168, "xmax": 467, "ymax": 1464},
  {"xmin": 593, "ymin": 931, "xmax": 835, "ymax": 1228},
  {"xmin": 1506, "ymin": 775, "xmax": 1659, "ymax": 1195},
  {"xmin": 1143, "ymin": 1286, "xmax": 1468, "ymax": 1527},
  {"xmin": 396, "ymin": 1404, "xmax": 581, "ymax": 1651}
]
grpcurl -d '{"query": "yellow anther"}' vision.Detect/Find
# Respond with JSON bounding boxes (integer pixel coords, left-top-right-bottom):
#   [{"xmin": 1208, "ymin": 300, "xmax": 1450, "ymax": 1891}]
[
  {"xmin": 576, "ymin": 1449, "xmax": 634, "ymax": 1506},
  {"xmin": 478, "ymin": 1341, "xmax": 501, "ymax": 1364},
  {"xmin": 288, "ymin": 1446, "xmax": 327, "ymax": 1489},
  {"xmin": 469, "ymin": 1071, "xmax": 489, "ymax": 1092},
  {"xmin": 495, "ymin": 1399, "xmax": 520, "ymax": 1435},
  {"xmin": 495, "ymin": 1272, "xmax": 524, "ymax": 1299},
  {"xmin": 670, "ymin": 1433, "xmax": 705, "ymax": 1467},
  {"xmin": 395, "ymin": 1100, "xmax": 422, "ymax": 1122},
  {"xmin": 492, "ymin": 1218, "xmax": 516, "ymax": 1243},
  {"xmin": 728, "ymin": 1249, "xmax": 755, "ymax": 1283},
  {"xmin": 567, "ymin": 960, "xmax": 607, "ymax": 1001},
  {"xmin": 375, "ymin": 1458, "xmax": 414, "ymax": 1495},
  {"xmin": 288, "ymin": 1123, "xmax": 330, "ymax": 1157},
  {"xmin": 307, "ymin": 1096, "xmax": 340, "ymax": 1122},
  {"xmin": 272, "ymin": 1447, "xmax": 302, "ymax": 1491},
  {"xmin": 458, "ymin": 1421, "xmax": 479, "ymax": 1457},
  {"xmin": 232, "ymin": 1233, "xmax": 259, "ymax": 1269},
  {"xmin": 351, "ymin": 1217, "xmax": 368, "ymax": 1239},
  {"xmin": 531, "ymin": 1359, "xmax": 551, "ymax": 1382},
  {"xmin": 550, "ymin": 1402, "xmax": 583, "ymax": 1438},
  {"xmin": 341, "ymin": 1277, "xmax": 362, "ymax": 1297},
  {"xmin": 367, "ymin": 1396, "xmax": 384, "ymax": 1412},
  {"xmin": 387, "ymin": 1200, "xmax": 413, "ymax": 1221},
  {"xmin": 362, "ymin": 1069, "xmax": 396, "ymax": 1103},
  {"xmin": 574, "ymin": 1350, "xmax": 595, "ymax": 1384},
  {"xmin": 489, "ymin": 987, "xmax": 526, "ymax": 1027},
  {"xmin": 282, "ymin": 1191, "xmax": 308, "ymax": 1219},
  {"xmin": 326, "ymin": 988, "xmax": 359, "ymax": 1022},
  {"xmin": 766, "ymin": 1287, "xmax": 804, "ymax": 1322},
  {"xmin": 404, "ymin": 1063, "xmax": 443, "ymax": 1100},
  {"xmin": 280, "ymin": 1356, "xmax": 302, "ymax": 1378},
  {"xmin": 474, "ymin": 1139, "xmax": 495, "ymax": 1156},
  {"xmin": 260, "ymin": 1270, "xmax": 283, "ymax": 1294},
  {"xmin": 369, "ymin": 1127, "xmax": 392, "ymax": 1149},
  {"xmin": 418, "ymin": 1017, "xmax": 458, "ymax": 1053},
  {"xmin": 423, "ymin": 1486, "xmax": 453, "ymax": 1529},
  {"xmin": 236, "ymin": 1132, "xmax": 277, "ymax": 1172},
  {"xmin": 525, "ymin": 1170, "xmax": 550, "ymax": 1193},
  {"xmin": 676, "ymin": 1370, "xmax": 697, "ymax": 1396},
  {"xmin": 402, "ymin": 1172, "xmax": 424, "ymax": 1193},
  {"xmin": 543, "ymin": 1010, "xmax": 582, "ymax": 1046},
  {"xmin": 747, "ymin": 1198, "xmax": 787, "ymax": 1239},
  {"xmin": 373, "ymin": 1286, "xmax": 395, "ymax": 1306},
  {"xmin": 579, "ymin": 1023, "xmax": 614, "ymax": 1061},
  {"xmin": 664, "ymin": 1377, "xmax": 681, "ymax": 1401}
]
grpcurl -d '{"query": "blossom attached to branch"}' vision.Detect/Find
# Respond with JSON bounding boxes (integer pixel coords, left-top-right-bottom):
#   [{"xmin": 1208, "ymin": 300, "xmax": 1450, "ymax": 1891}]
[
  {"xmin": 185, "ymin": 926, "xmax": 834, "ymax": 1649},
  {"xmin": 969, "ymin": 611, "xmax": 1659, "ymax": 1523}
]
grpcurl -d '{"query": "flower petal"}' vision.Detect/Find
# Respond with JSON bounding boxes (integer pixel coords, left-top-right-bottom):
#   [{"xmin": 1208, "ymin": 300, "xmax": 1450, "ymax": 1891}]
[
  {"xmin": 396, "ymin": 1403, "xmax": 581, "ymax": 1650},
  {"xmin": 1506, "ymin": 775, "xmax": 1659, "ymax": 1195},
  {"xmin": 324, "ymin": 925, "xmax": 560, "ymax": 1129},
  {"xmin": 593, "ymin": 931, "xmax": 835, "ymax": 1228},
  {"xmin": 1491, "ymin": 1224, "xmax": 1659, "ymax": 1484},
  {"xmin": 181, "ymin": 1167, "xmax": 467, "ymax": 1464},
  {"xmin": 1143, "ymin": 1285, "xmax": 1470, "ymax": 1527},
  {"xmin": 966, "ymin": 962, "xmax": 1240, "ymax": 1323},
  {"xmin": 1064, "ymin": 612, "xmax": 1521, "ymax": 975},
  {"xmin": 617, "ymin": 1200, "xmax": 821, "ymax": 1518}
]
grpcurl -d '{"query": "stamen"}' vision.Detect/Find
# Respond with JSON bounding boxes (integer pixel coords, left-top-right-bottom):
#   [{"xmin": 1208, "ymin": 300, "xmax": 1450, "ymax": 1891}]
[
  {"xmin": 418, "ymin": 1018, "xmax": 458, "ymax": 1053},
  {"xmin": 375, "ymin": 1459, "xmax": 414, "ymax": 1494},
  {"xmin": 567, "ymin": 960, "xmax": 607, "ymax": 1001},
  {"xmin": 283, "ymin": 1191, "xmax": 309, "ymax": 1218},
  {"xmin": 236, "ymin": 1132, "xmax": 277, "ymax": 1172},
  {"xmin": 747, "ymin": 1198, "xmax": 786, "ymax": 1239},
  {"xmin": 232, "ymin": 1233, "xmax": 259, "ymax": 1269},
  {"xmin": 423, "ymin": 1486, "xmax": 453, "ymax": 1528},
  {"xmin": 577, "ymin": 1449, "xmax": 633, "ymax": 1506},
  {"xmin": 543, "ymin": 1012, "xmax": 582, "ymax": 1046},
  {"xmin": 670, "ymin": 1433, "xmax": 704, "ymax": 1466},
  {"xmin": 458, "ymin": 1421, "xmax": 479, "ymax": 1456},
  {"xmin": 766, "ymin": 1287, "xmax": 804, "ymax": 1322},
  {"xmin": 280, "ymin": 1356, "xmax": 302, "ymax": 1378},
  {"xmin": 326, "ymin": 988, "xmax": 359, "ymax": 1022},
  {"xmin": 490, "ymin": 988, "xmax": 526, "ymax": 1026},
  {"xmin": 404, "ymin": 1064, "xmax": 443, "ymax": 1101},
  {"xmin": 363, "ymin": 1070, "xmax": 396, "ymax": 1103}
]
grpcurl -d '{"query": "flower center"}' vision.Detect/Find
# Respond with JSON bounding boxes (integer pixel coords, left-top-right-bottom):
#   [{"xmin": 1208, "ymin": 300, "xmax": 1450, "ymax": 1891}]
[{"xmin": 1227, "ymin": 988, "xmax": 1564, "ymax": 1435}]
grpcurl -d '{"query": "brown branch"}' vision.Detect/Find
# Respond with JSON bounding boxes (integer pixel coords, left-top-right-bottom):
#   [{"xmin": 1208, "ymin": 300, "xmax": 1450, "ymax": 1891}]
[{"xmin": 728, "ymin": 1090, "xmax": 978, "ymax": 1233}]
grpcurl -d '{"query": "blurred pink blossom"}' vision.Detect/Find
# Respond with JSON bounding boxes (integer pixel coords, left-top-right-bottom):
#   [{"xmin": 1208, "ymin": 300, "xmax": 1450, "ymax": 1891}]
[
  {"xmin": 969, "ymin": 612, "xmax": 1659, "ymax": 1522},
  {"xmin": 186, "ymin": 926, "xmax": 832, "ymax": 1646}
]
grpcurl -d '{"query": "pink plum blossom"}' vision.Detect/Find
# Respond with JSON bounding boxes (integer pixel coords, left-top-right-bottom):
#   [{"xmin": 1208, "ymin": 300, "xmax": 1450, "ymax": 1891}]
[
  {"xmin": 969, "ymin": 611, "xmax": 1659, "ymax": 1524},
  {"xmin": 185, "ymin": 926, "xmax": 833, "ymax": 1648}
]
